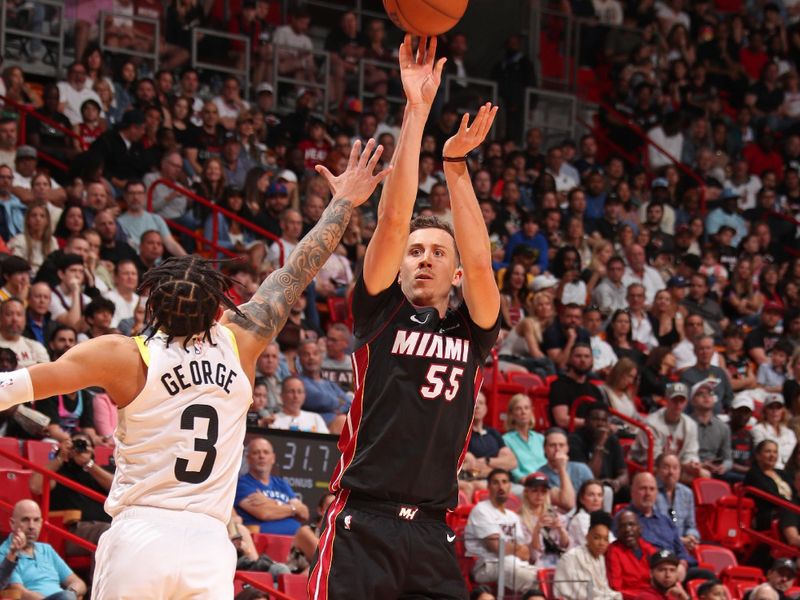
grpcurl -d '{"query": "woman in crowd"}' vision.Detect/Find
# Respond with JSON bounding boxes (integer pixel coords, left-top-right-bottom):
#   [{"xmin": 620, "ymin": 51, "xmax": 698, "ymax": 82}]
[
  {"xmin": 566, "ymin": 479, "xmax": 609, "ymax": 548},
  {"xmin": 564, "ymin": 216, "xmax": 593, "ymax": 270},
  {"xmin": 555, "ymin": 511, "xmax": 621, "ymax": 600},
  {"xmin": 752, "ymin": 395, "xmax": 798, "ymax": 470},
  {"xmin": 638, "ymin": 348, "xmax": 676, "ymax": 412},
  {"xmin": 93, "ymin": 79, "xmax": 124, "ymax": 128},
  {"xmin": 519, "ymin": 473, "xmax": 570, "ymax": 568},
  {"xmin": 723, "ymin": 325, "xmax": 758, "ymax": 392},
  {"xmin": 242, "ymin": 166, "xmax": 274, "ymax": 233},
  {"xmin": 170, "ymin": 95, "xmax": 200, "ymax": 151},
  {"xmin": 53, "ymin": 205, "xmax": 86, "ymax": 248},
  {"xmin": 498, "ymin": 293, "xmax": 556, "ymax": 377},
  {"xmin": 723, "ymin": 257, "xmax": 763, "ymax": 324},
  {"xmin": 203, "ymin": 187, "xmax": 266, "ymax": 267},
  {"xmin": 648, "ymin": 289, "xmax": 684, "ymax": 348},
  {"xmin": 500, "ymin": 262, "xmax": 529, "ymax": 330},
  {"xmin": 2, "ymin": 66, "xmax": 43, "ymax": 108},
  {"xmin": 600, "ymin": 358, "xmax": 640, "ymax": 420},
  {"xmin": 503, "ymin": 394, "xmax": 546, "ymax": 483},
  {"xmin": 9, "ymin": 200, "xmax": 58, "ymax": 276},
  {"xmin": 584, "ymin": 239, "xmax": 615, "ymax": 299},
  {"xmin": 193, "ymin": 157, "xmax": 227, "ymax": 220},
  {"xmin": 605, "ymin": 309, "xmax": 647, "ymax": 367},
  {"xmin": 112, "ymin": 60, "xmax": 137, "ymax": 115},
  {"xmin": 745, "ymin": 440, "xmax": 793, "ymax": 530},
  {"xmin": 759, "ymin": 265, "xmax": 784, "ymax": 310}
]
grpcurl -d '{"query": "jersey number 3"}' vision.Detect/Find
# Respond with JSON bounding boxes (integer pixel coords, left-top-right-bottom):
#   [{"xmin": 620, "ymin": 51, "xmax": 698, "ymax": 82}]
[
  {"xmin": 420, "ymin": 365, "xmax": 464, "ymax": 401},
  {"xmin": 174, "ymin": 404, "xmax": 218, "ymax": 484}
]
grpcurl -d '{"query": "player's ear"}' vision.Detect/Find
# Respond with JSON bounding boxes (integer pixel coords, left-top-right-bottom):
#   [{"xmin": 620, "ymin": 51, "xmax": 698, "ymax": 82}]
[{"xmin": 451, "ymin": 267, "xmax": 463, "ymax": 287}]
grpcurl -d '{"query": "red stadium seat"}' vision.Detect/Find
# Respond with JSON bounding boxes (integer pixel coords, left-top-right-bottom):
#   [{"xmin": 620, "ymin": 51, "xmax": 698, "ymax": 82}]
[
  {"xmin": 693, "ymin": 478, "xmax": 732, "ymax": 541},
  {"xmin": 234, "ymin": 571, "xmax": 274, "ymax": 592},
  {"xmin": 473, "ymin": 489, "xmax": 489, "ymax": 504},
  {"xmin": 0, "ymin": 437, "xmax": 23, "ymax": 469},
  {"xmin": 722, "ymin": 566, "xmax": 765, "ymax": 598},
  {"xmin": 94, "ymin": 445, "xmax": 113, "ymax": 466},
  {"xmin": 507, "ymin": 371, "xmax": 543, "ymax": 390},
  {"xmin": 0, "ymin": 469, "xmax": 33, "ymax": 508},
  {"xmin": 687, "ymin": 578, "xmax": 706, "ymax": 599},
  {"xmin": 25, "ymin": 440, "xmax": 59, "ymax": 466},
  {"xmin": 277, "ymin": 573, "xmax": 308, "ymax": 599},
  {"xmin": 537, "ymin": 567, "xmax": 556, "ymax": 599},
  {"xmin": 711, "ymin": 495, "xmax": 754, "ymax": 551},
  {"xmin": 696, "ymin": 544, "xmax": 737, "ymax": 576},
  {"xmin": 506, "ymin": 493, "xmax": 521, "ymax": 513},
  {"xmin": 258, "ymin": 533, "xmax": 294, "ymax": 563}
]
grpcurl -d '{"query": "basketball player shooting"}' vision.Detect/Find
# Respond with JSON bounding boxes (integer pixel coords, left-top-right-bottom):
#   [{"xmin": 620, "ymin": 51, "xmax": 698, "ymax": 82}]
[
  {"xmin": 308, "ymin": 36, "xmax": 501, "ymax": 600},
  {"xmin": 0, "ymin": 139, "xmax": 389, "ymax": 600}
]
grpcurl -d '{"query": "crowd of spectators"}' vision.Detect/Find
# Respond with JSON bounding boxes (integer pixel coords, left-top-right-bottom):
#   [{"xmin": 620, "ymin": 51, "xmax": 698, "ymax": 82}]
[{"xmin": 2, "ymin": 0, "xmax": 800, "ymax": 596}]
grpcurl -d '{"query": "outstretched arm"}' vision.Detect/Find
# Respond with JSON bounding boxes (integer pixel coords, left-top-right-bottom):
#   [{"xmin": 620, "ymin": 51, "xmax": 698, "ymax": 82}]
[
  {"xmin": 442, "ymin": 104, "xmax": 501, "ymax": 329},
  {"xmin": 362, "ymin": 35, "xmax": 446, "ymax": 295},
  {"xmin": 223, "ymin": 140, "xmax": 390, "ymax": 361}
]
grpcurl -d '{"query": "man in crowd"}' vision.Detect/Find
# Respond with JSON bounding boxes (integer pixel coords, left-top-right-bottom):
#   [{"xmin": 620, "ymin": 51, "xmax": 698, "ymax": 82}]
[
  {"xmin": 622, "ymin": 244, "xmax": 664, "ymax": 306},
  {"xmin": 267, "ymin": 208, "xmax": 303, "ymax": 265},
  {"xmin": 57, "ymin": 61, "xmax": 102, "ymax": 125},
  {"xmin": 104, "ymin": 259, "xmax": 140, "ymax": 328},
  {"xmin": 138, "ymin": 230, "xmax": 165, "ymax": 272},
  {"xmin": 627, "ymin": 283, "xmax": 658, "ymax": 350},
  {"xmin": 0, "ymin": 298, "xmax": 49, "ymax": 367},
  {"xmin": 746, "ymin": 302, "xmax": 784, "ymax": 366},
  {"xmin": 0, "ymin": 164, "xmax": 26, "ymax": 240},
  {"xmin": 24, "ymin": 282, "xmax": 56, "ymax": 346},
  {"xmin": 584, "ymin": 305, "xmax": 618, "ymax": 375},
  {"xmin": 680, "ymin": 337, "xmax": 734, "ymax": 413},
  {"xmin": 681, "ymin": 274, "xmax": 727, "ymax": 341},
  {"xmin": 632, "ymin": 383, "xmax": 705, "ymax": 480},
  {"xmin": 11, "ymin": 145, "xmax": 66, "ymax": 206},
  {"xmin": 636, "ymin": 550, "xmax": 688, "ymax": 600},
  {"xmin": 0, "ymin": 118, "xmax": 17, "ymax": 168},
  {"xmin": 548, "ymin": 343, "xmax": 604, "ymax": 429},
  {"xmin": 94, "ymin": 209, "xmax": 140, "ymax": 267},
  {"xmin": 48, "ymin": 254, "xmax": 93, "ymax": 331},
  {"xmin": 688, "ymin": 379, "xmax": 733, "ymax": 479},
  {"xmin": 117, "ymin": 181, "xmax": 187, "ymax": 257},
  {"xmin": 539, "ymin": 428, "xmax": 590, "ymax": 512},
  {"xmin": 654, "ymin": 453, "xmax": 700, "ymax": 554},
  {"xmin": 542, "ymin": 303, "xmax": 591, "ymax": 372},
  {"xmin": 255, "ymin": 342, "xmax": 286, "ymax": 413},
  {"xmin": 1, "ymin": 499, "xmax": 87, "ymax": 598},
  {"xmin": 234, "ymin": 437, "xmax": 310, "ymax": 535},
  {"xmin": 320, "ymin": 322, "xmax": 353, "ymax": 391},
  {"xmin": 296, "ymin": 339, "xmax": 349, "ymax": 434},
  {"xmin": 271, "ymin": 376, "xmax": 329, "ymax": 433},
  {"xmin": 0, "ymin": 257, "xmax": 31, "ymax": 302},
  {"xmin": 591, "ymin": 256, "xmax": 628, "ymax": 317},
  {"xmin": 143, "ymin": 151, "xmax": 197, "ymax": 231},
  {"xmin": 745, "ymin": 559, "xmax": 796, "ymax": 600},
  {"xmin": 465, "ymin": 468, "xmax": 539, "ymax": 593},
  {"xmin": 606, "ymin": 510, "xmax": 658, "ymax": 597},
  {"xmin": 569, "ymin": 404, "xmax": 628, "ymax": 500},
  {"xmin": 89, "ymin": 110, "xmax": 147, "ymax": 193}
]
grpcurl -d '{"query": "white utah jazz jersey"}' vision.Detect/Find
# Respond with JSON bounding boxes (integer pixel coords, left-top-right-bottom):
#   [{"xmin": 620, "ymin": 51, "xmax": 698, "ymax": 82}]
[{"xmin": 105, "ymin": 323, "xmax": 251, "ymax": 524}]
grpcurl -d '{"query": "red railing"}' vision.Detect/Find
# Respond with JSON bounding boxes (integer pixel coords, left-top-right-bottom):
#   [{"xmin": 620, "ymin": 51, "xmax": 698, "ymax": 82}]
[
  {"xmin": 234, "ymin": 572, "xmax": 297, "ymax": 599},
  {"xmin": 738, "ymin": 485, "xmax": 800, "ymax": 557},
  {"xmin": 0, "ymin": 94, "xmax": 87, "ymax": 173},
  {"xmin": 146, "ymin": 178, "xmax": 285, "ymax": 266},
  {"xmin": 567, "ymin": 396, "xmax": 655, "ymax": 473},
  {"xmin": 589, "ymin": 98, "xmax": 708, "ymax": 213}
]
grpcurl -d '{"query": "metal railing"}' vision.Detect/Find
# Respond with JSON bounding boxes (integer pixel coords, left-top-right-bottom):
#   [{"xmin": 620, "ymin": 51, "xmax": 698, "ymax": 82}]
[
  {"xmin": 357, "ymin": 57, "xmax": 404, "ymax": 107},
  {"xmin": 302, "ymin": 0, "xmax": 390, "ymax": 28},
  {"xmin": 192, "ymin": 28, "xmax": 250, "ymax": 98},
  {"xmin": 444, "ymin": 75, "xmax": 499, "ymax": 124},
  {"xmin": 234, "ymin": 571, "xmax": 296, "ymax": 599},
  {"xmin": 523, "ymin": 86, "xmax": 579, "ymax": 148},
  {"xmin": 99, "ymin": 11, "xmax": 160, "ymax": 71},
  {"xmin": 272, "ymin": 43, "xmax": 331, "ymax": 115},
  {"xmin": 146, "ymin": 178, "xmax": 285, "ymax": 266},
  {"xmin": 0, "ymin": 0, "xmax": 66, "ymax": 77},
  {"xmin": 738, "ymin": 485, "xmax": 800, "ymax": 557}
]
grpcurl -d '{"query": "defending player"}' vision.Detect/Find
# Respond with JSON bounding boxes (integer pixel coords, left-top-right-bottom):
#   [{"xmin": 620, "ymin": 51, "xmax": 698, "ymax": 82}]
[
  {"xmin": 308, "ymin": 36, "xmax": 501, "ymax": 599},
  {"xmin": 0, "ymin": 139, "xmax": 390, "ymax": 599}
]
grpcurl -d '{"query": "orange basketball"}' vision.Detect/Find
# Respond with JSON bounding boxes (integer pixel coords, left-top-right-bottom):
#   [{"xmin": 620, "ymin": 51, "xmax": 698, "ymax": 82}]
[{"xmin": 383, "ymin": 0, "xmax": 468, "ymax": 36}]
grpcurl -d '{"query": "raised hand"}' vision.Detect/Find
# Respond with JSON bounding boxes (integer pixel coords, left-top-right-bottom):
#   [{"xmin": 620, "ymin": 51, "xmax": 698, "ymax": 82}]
[
  {"xmin": 443, "ymin": 102, "xmax": 500, "ymax": 158},
  {"xmin": 315, "ymin": 139, "xmax": 392, "ymax": 206},
  {"xmin": 398, "ymin": 35, "xmax": 446, "ymax": 108}
]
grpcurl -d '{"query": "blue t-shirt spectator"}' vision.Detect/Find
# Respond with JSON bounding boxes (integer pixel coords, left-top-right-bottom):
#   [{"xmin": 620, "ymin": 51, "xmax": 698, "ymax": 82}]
[
  {"xmin": 504, "ymin": 230, "xmax": 549, "ymax": 273},
  {"xmin": 539, "ymin": 461, "xmax": 594, "ymax": 492},
  {"xmin": 299, "ymin": 375, "xmax": 351, "ymax": 424},
  {"xmin": 234, "ymin": 473, "xmax": 301, "ymax": 535},
  {"xmin": 0, "ymin": 536, "xmax": 74, "ymax": 596}
]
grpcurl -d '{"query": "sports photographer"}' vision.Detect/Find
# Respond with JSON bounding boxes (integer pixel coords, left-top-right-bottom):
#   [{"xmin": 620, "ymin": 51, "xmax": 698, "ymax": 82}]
[{"xmin": 29, "ymin": 434, "xmax": 113, "ymax": 549}]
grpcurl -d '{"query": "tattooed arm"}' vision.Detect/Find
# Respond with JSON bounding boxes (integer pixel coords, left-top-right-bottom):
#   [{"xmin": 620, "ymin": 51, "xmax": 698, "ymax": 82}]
[{"xmin": 222, "ymin": 139, "xmax": 391, "ymax": 371}]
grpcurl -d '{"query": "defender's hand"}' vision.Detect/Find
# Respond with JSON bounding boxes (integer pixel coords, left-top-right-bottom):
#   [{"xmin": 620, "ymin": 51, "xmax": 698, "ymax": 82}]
[
  {"xmin": 443, "ymin": 103, "xmax": 499, "ymax": 158},
  {"xmin": 399, "ymin": 35, "xmax": 446, "ymax": 108},
  {"xmin": 315, "ymin": 139, "xmax": 392, "ymax": 207}
]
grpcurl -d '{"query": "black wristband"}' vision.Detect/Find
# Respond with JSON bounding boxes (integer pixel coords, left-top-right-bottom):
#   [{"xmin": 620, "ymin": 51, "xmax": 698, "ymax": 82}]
[{"xmin": 442, "ymin": 155, "xmax": 468, "ymax": 163}]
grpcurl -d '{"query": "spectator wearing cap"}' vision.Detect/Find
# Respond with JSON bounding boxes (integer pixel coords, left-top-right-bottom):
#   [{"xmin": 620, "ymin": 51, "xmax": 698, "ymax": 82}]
[
  {"xmin": 555, "ymin": 510, "xmax": 622, "ymax": 599},
  {"xmin": 680, "ymin": 336, "xmax": 734, "ymax": 413},
  {"xmin": 88, "ymin": 109, "xmax": 147, "ymax": 194},
  {"xmin": 591, "ymin": 256, "xmax": 628, "ymax": 317},
  {"xmin": 752, "ymin": 394, "xmax": 797, "ymax": 470},
  {"xmin": 0, "ymin": 296, "xmax": 49, "ymax": 367},
  {"xmin": 0, "ymin": 256, "xmax": 31, "ymax": 303},
  {"xmin": 654, "ymin": 454, "xmax": 700, "ymax": 554},
  {"xmin": 0, "ymin": 164, "xmax": 26, "ymax": 241},
  {"xmin": 518, "ymin": 471, "xmax": 570, "ymax": 568},
  {"xmin": 631, "ymin": 383, "xmax": 704, "ymax": 479},
  {"xmin": 548, "ymin": 342, "xmax": 604, "ymax": 429},
  {"xmin": 757, "ymin": 339, "xmax": 793, "ymax": 393},
  {"xmin": 622, "ymin": 244, "xmax": 665, "ymax": 308},
  {"xmin": 117, "ymin": 180, "xmax": 187, "ymax": 257},
  {"xmin": 745, "ymin": 559, "xmax": 797, "ymax": 600},
  {"xmin": 688, "ymin": 379, "xmax": 733, "ymax": 478},
  {"xmin": 705, "ymin": 189, "xmax": 748, "ymax": 247},
  {"xmin": 728, "ymin": 393, "xmax": 756, "ymax": 483},
  {"xmin": 464, "ymin": 468, "xmax": 539, "ymax": 592},
  {"xmin": 606, "ymin": 510, "xmax": 659, "ymax": 599},
  {"xmin": 635, "ymin": 549, "xmax": 687, "ymax": 600},
  {"xmin": 11, "ymin": 145, "xmax": 67, "ymax": 207},
  {"xmin": 746, "ymin": 303, "xmax": 785, "ymax": 366},
  {"xmin": 568, "ymin": 404, "xmax": 628, "ymax": 498}
]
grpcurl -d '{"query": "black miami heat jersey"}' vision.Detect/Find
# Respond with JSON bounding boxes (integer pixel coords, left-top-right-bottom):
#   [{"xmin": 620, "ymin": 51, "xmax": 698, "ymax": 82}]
[{"xmin": 329, "ymin": 276, "xmax": 500, "ymax": 511}]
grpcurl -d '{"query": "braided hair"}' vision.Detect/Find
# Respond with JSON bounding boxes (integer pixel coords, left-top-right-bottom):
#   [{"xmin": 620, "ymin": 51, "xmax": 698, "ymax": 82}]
[{"xmin": 138, "ymin": 256, "xmax": 245, "ymax": 348}]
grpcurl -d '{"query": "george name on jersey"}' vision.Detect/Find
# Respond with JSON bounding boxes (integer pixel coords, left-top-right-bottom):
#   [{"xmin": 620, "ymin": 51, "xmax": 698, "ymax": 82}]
[
  {"xmin": 160, "ymin": 360, "xmax": 239, "ymax": 396},
  {"xmin": 390, "ymin": 330, "xmax": 470, "ymax": 363}
]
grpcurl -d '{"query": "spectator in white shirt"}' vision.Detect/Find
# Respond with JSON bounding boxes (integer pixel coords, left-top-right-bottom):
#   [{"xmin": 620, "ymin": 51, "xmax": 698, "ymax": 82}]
[
  {"xmin": 271, "ymin": 376, "xmax": 329, "ymax": 434},
  {"xmin": 273, "ymin": 6, "xmax": 316, "ymax": 82},
  {"xmin": 622, "ymin": 244, "xmax": 665, "ymax": 307},
  {"xmin": 103, "ymin": 259, "xmax": 140, "ymax": 328},
  {"xmin": 555, "ymin": 511, "xmax": 621, "ymax": 600},
  {"xmin": 57, "ymin": 62, "xmax": 103, "ymax": 125}
]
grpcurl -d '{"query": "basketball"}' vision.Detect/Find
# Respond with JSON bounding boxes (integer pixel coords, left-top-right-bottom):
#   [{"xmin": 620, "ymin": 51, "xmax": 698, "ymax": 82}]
[{"xmin": 383, "ymin": 0, "xmax": 468, "ymax": 36}]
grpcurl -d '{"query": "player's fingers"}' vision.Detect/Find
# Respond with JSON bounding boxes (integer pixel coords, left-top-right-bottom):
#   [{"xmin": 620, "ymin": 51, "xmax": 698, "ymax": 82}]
[
  {"xmin": 480, "ymin": 106, "xmax": 499, "ymax": 139},
  {"xmin": 458, "ymin": 112, "xmax": 470, "ymax": 133},
  {"xmin": 433, "ymin": 57, "xmax": 447, "ymax": 81},
  {"xmin": 426, "ymin": 36, "xmax": 438, "ymax": 66},
  {"xmin": 366, "ymin": 144, "xmax": 384, "ymax": 173},
  {"xmin": 359, "ymin": 138, "xmax": 376, "ymax": 169},
  {"xmin": 374, "ymin": 164, "xmax": 394, "ymax": 184},
  {"xmin": 400, "ymin": 34, "xmax": 412, "ymax": 65},
  {"xmin": 347, "ymin": 139, "xmax": 362, "ymax": 170},
  {"xmin": 314, "ymin": 164, "xmax": 336, "ymax": 186},
  {"xmin": 416, "ymin": 37, "xmax": 427, "ymax": 65}
]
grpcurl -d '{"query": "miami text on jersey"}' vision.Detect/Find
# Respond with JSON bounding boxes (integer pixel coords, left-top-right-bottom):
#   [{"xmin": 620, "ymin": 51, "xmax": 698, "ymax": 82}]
[{"xmin": 390, "ymin": 330, "xmax": 471, "ymax": 363}]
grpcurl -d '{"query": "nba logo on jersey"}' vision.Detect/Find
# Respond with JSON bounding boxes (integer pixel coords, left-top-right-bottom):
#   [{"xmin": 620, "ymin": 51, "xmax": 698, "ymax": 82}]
[
  {"xmin": 193, "ymin": 337, "xmax": 204, "ymax": 354},
  {"xmin": 398, "ymin": 506, "xmax": 418, "ymax": 520}
]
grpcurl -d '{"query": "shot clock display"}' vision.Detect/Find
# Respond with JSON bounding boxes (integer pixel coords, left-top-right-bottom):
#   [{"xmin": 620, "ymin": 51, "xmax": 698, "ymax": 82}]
[{"xmin": 245, "ymin": 427, "xmax": 340, "ymax": 509}]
